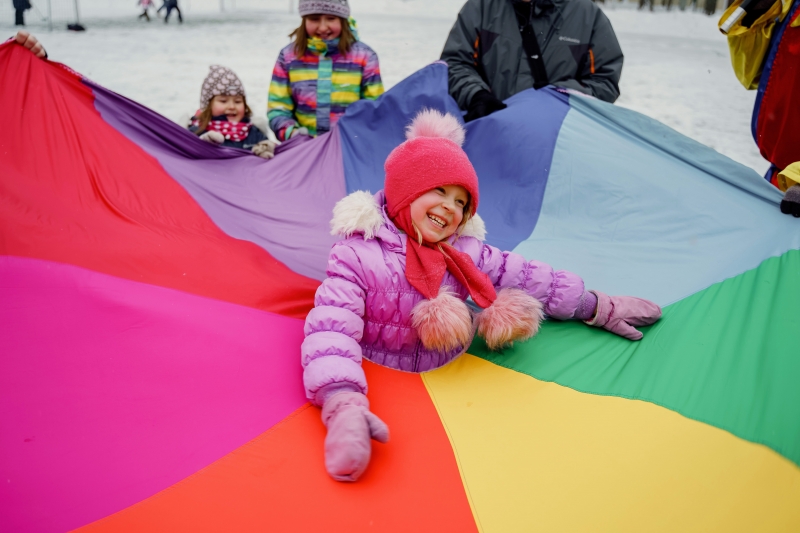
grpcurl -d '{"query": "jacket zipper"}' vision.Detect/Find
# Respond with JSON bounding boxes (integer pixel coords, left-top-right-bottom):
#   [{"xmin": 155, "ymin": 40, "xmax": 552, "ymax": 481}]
[
  {"xmin": 412, "ymin": 339, "xmax": 421, "ymax": 373},
  {"xmin": 541, "ymin": 7, "xmax": 563, "ymax": 52}
]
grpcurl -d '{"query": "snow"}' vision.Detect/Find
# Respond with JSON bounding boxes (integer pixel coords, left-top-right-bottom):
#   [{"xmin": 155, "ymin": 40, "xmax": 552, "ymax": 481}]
[{"xmin": 3, "ymin": 0, "xmax": 769, "ymax": 173}]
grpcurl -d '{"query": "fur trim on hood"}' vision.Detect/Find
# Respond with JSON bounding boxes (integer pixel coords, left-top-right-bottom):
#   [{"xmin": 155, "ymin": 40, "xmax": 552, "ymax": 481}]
[{"xmin": 330, "ymin": 190, "xmax": 486, "ymax": 241}]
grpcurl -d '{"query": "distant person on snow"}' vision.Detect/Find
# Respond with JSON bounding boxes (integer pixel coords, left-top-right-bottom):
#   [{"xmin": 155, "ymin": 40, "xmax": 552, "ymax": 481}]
[
  {"xmin": 441, "ymin": 0, "xmax": 624, "ymax": 122},
  {"xmin": 14, "ymin": 0, "xmax": 32, "ymax": 26},
  {"xmin": 267, "ymin": 0, "xmax": 383, "ymax": 141},
  {"xmin": 158, "ymin": 0, "xmax": 182, "ymax": 23},
  {"xmin": 138, "ymin": 0, "xmax": 155, "ymax": 21},
  {"xmin": 189, "ymin": 65, "xmax": 276, "ymax": 158}
]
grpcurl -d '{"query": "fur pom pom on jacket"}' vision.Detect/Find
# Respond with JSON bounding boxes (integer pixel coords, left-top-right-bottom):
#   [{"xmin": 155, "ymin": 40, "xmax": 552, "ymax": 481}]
[{"xmin": 302, "ymin": 190, "xmax": 586, "ymax": 405}]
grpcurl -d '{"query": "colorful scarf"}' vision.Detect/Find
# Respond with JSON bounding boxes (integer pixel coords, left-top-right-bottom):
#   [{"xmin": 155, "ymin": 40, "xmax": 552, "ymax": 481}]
[{"xmin": 305, "ymin": 18, "xmax": 359, "ymax": 56}]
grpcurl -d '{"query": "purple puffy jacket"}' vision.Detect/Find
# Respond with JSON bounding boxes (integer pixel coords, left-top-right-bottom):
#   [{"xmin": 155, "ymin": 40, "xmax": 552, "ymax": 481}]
[{"xmin": 302, "ymin": 190, "xmax": 587, "ymax": 404}]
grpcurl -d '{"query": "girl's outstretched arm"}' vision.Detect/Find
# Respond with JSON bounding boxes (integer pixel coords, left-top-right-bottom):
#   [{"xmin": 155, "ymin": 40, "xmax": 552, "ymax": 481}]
[
  {"xmin": 476, "ymin": 243, "xmax": 589, "ymax": 320},
  {"xmin": 475, "ymin": 243, "xmax": 661, "ymax": 339},
  {"xmin": 302, "ymin": 242, "xmax": 368, "ymax": 406},
  {"xmin": 267, "ymin": 48, "xmax": 300, "ymax": 141},
  {"xmin": 358, "ymin": 45, "xmax": 384, "ymax": 100},
  {"xmin": 303, "ymin": 242, "xmax": 388, "ymax": 482}
]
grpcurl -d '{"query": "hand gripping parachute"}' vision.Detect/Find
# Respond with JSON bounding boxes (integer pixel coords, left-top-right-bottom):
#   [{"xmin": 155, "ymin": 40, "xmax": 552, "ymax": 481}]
[{"xmin": 2, "ymin": 41, "xmax": 800, "ymax": 532}]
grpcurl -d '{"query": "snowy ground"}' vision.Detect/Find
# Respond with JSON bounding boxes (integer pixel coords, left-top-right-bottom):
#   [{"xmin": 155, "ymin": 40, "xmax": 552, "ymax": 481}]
[{"xmin": 3, "ymin": 0, "xmax": 769, "ymax": 173}]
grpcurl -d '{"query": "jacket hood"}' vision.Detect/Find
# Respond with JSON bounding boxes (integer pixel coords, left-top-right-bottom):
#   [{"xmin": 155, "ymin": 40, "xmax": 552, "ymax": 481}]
[{"xmin": 330, "ymin": 190, "xmax": 487, "ymax": 243}]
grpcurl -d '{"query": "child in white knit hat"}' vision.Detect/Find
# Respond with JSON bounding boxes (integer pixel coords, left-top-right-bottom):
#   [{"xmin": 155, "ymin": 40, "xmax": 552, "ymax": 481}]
[{"xmin": 190, "ymin": 65, "xmax": 275, "ymax": 159}]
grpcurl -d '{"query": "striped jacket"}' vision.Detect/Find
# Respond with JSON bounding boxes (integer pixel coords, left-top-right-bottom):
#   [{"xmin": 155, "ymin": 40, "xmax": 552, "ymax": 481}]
[{"xmin": 268, "ymin": 38, "xmax": 383, "ymax": 141}]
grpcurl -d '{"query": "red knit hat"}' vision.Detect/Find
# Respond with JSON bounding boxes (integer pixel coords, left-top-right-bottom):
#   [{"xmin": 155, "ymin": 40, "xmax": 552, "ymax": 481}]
[{"xmin": 385, "ymin": 109, "xmax": 479, "ymax": 218}]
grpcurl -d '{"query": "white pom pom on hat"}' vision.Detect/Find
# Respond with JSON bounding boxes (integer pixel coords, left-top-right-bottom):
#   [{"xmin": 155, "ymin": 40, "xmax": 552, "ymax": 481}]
[{"xmin": 404, "ymin": 108, "xmax": 466, "ymax": 147}]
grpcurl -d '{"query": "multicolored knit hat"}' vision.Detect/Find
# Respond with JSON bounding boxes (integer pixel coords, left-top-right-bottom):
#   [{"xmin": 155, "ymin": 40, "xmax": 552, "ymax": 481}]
[
  {"xmin": 298, "ymin": 0, "xmax": 350, "ymax": 18},
  {"xmin": 199, "ymin": 65, "xmax": 246, "ymax": 109}
]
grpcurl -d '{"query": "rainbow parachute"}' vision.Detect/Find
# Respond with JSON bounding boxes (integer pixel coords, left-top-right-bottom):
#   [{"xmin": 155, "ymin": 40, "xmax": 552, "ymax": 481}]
[{"xmin": 2, "ymin": 41, "xmax": 799, "ymax": 532}]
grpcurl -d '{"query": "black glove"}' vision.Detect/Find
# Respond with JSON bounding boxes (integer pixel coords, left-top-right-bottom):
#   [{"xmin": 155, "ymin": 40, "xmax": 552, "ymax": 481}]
[
  {"xmin": 780, "ymin": 184, "xmax": 800, "ymax": 218},
  {"xmin": 741, "ymin": 0, "xmax": 779, "ymax": 28},
  {"xmin": 464, "ymin": 90, "xmax": 507, "ymax": 123}
]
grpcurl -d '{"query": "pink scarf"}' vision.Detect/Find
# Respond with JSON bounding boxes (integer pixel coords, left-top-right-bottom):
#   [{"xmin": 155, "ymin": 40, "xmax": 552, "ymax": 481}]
[
  {"xmin": 191, "ymin": 115, "xmax": 250, "ymax": 142},
  {"xmin": 391, "ymin": 207, "xmax": 497, "ymax": 309}
]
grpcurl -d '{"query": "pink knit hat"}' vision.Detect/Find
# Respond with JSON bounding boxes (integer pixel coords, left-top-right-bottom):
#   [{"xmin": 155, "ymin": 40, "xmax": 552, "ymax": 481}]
[{"xmin": 384, "ymin": 109, "xmax": 479, "ymax": 219}]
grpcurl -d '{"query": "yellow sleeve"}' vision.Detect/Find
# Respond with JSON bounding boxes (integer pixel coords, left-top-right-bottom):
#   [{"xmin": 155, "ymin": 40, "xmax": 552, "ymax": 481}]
[{"xmin": 777, "ymin": 162, "xmax": 800, "ymax": 192}]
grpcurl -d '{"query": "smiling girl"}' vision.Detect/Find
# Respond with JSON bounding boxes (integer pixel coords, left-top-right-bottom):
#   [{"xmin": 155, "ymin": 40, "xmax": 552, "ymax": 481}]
[
  {"xmin": 303, "ymin": 109, "xmax": 662, "ymax": 483},
  {"xmin": 190, "ymin": 65, "xmax": 275, "ymax": 158},
  {"xmin": 267, "ymin": 0, "xmax": 383, "ymax": 141}
]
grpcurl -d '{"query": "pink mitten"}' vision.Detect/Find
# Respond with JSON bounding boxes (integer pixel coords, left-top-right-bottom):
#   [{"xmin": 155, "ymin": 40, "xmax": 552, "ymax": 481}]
[
  {"xmin": 585, "ymin": 290, "xmax": 661, "ymax": 341},
  {"xmin": 321, "ymin": 391, "xmax": 389, "ymax": 482}
]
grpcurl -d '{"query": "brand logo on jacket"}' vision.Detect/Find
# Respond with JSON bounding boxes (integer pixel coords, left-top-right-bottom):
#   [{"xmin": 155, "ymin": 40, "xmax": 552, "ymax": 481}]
[{"xmin": 559, "ymin": 35, "xmax": 581, "ymax": 44}]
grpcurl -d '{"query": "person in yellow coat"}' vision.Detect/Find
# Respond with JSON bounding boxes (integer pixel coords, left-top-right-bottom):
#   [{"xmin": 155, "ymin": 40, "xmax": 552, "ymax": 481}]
[{"xmin": 720, "ymin": 0, "xmax": 800, "ymax": 217}]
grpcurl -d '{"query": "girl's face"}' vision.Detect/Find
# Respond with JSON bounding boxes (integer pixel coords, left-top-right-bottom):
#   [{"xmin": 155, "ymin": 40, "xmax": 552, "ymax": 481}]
[
  {"xmin": 409, "ymin": 185, "xmax": 469, "ymax": 243},
  {"xmin": 305, "ymin": 14, "xmax": 342, "ymax": 40},
  {"xmin": 210, "ymin": 95, "xmax": 245, "ymax": 123}
]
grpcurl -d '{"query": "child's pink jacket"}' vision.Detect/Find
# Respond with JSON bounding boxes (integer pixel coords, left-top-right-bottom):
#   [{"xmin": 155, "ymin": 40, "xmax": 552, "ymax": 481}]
[{"xmin": 302, "ymin": 190, "xmax": 586, "ymax": 404}]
